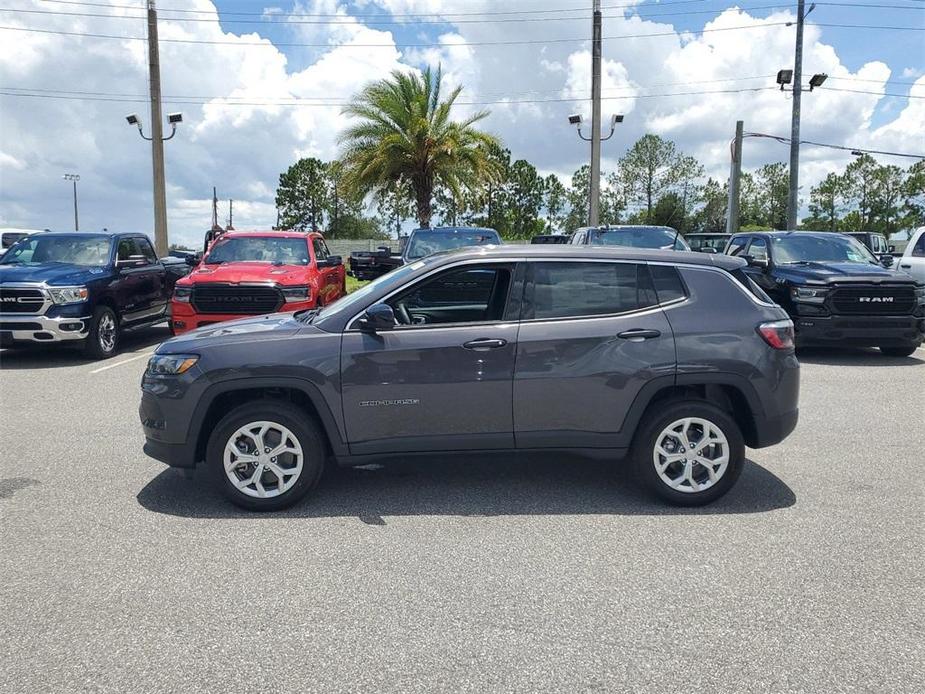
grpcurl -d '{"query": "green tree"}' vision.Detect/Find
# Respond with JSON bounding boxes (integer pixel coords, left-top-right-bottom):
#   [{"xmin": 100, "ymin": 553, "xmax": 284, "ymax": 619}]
[
  {"xmin": 650, "ymin": 192, "xmax": 686, "ymax": 228},
  {"xmin": 339, "ymin": 65, "xmax": 499, "ymax": 228},
  {"xmin": 754, "ymin": 163, "xmax": 789, "ymax": 229},
  {"xmin": 806, "ymin": 172, "xmax": 845, "ymax": 231},
  {"xmin": 871, "ymin": 164, "xmax": 905, "ymax": 237},
  {"xmin": 618, "ymin": 134, "xmax": 679, "ymax": 222},
  {"xmin": 564, "ymin": 165, "xmax": 591, "ymax": 231},
  {"xmin": 375, "ymin": 179, "xmax": 414, "ymax": 237},
  {"xmin": 275, "ymin": 157, "xmax": 329, "ymax": 230},
  {"xmin": 691, "ymin": 177, "xmax": 727, "ymax": 232},
  {"xmin": 901, "ymin": 160, "xmax": 925, "ymax": 229},
  {"xmin": 505, "ymin": 159, "xmax": 545, "ymax": 238},
  {"xmin": 842, "ymin": 154, "xmax": 879, "ymax": 229},
  {"xmin": 543, "ymin": 174, "xmax": 568, "ymax": 231},
  {"xmin": 672, "ymin": 154, "xmax": 705, "ymax": 232}
]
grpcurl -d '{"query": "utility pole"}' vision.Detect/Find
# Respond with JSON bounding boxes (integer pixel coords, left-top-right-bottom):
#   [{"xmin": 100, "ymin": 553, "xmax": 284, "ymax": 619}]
[
  {"xmin": 786, "ymin": 0, "xmax": 806, "ymax": 230},
  {"xmin": 63, "ymin": 173, "xmax": 80, "ymax": 231},
  {"xmin": 726, "ymin": 121, "xmax": 744, "ymax": 235},
  {"xmin": 147, "ymin": 0, "xmax": 169, "ymax": 256},
  {"xmin": 227, "ymin": 199, "xmax": 234, "ymax": 230},
  {"xmin": 589, "ymin": 0, "xmax": 603, "ymax": 227}
]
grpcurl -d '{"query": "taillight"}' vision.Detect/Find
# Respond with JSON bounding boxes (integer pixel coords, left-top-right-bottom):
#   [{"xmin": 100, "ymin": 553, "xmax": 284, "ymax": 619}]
[{"xmin": 757, "ymin": 319, "xmax": 795, "ymax": 350}]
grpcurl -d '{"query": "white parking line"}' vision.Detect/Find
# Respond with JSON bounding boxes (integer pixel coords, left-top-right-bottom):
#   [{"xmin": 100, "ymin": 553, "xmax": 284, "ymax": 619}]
[{"xmin": 89, "ymin": 351, "xmax": 154, "ymax": 374}]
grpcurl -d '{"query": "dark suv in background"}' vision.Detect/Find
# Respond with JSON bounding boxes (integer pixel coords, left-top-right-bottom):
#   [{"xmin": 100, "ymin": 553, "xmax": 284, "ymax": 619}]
[
  {"xmin": 569, "ymin": 225, "xmax": 690, "ymax": 250},
  {"xmin": 141, "ymin": 246, "xmax": 799, "ymax": 511},
  {"xmin": 726, "ymin": 231, "xmax": 924, "ymax": 356}
]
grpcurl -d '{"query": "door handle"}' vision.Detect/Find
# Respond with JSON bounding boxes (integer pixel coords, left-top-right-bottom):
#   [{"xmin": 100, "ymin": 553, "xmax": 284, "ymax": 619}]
[
  {"xmin": 617, "ymin": 329, "xmax": 661, "ymax": 342},
  {"xmin": 463, "ymin": 338, "xmax": 508, "ymax": 351},
  {"xmin": 900, "ymin": 264, "xmax": 911, "ymax": 269}
]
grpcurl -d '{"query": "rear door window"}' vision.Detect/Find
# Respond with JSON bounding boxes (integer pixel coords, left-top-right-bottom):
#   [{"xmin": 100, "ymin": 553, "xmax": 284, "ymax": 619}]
[
  {"xmin": 649, "ymin": 265, "xmax": 687, "ymax": 304},
  {"xmin": 135, "ymin": 237, "xmax": 157, "ymax": 263},
  {"xmin": 525, "ymin": 261, "xmax": 653, "ymax": 320},
  {"xmin": 747, "ymin": 237, "xmax": 769, "ymax": 261}
]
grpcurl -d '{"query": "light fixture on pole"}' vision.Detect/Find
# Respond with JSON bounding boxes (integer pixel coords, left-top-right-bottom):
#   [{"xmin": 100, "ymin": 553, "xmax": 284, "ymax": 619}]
[
  {"xmin": 808, "ymin": 73, "xmax": 828, "ymax": 91},
  {"xmin": 63, "ymin": 173, "xmax": 80, "ymax": 231},
  {"xmin": 569, "ymin": 113, "xmax": 624, "ymax": 143}
]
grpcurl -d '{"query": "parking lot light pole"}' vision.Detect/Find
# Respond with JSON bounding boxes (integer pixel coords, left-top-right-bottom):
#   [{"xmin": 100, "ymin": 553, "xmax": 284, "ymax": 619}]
[
  {"xmin": 63, "ymin": 173, "xmax": 80, "ymax": 231},
  {"xmin": 569, "ymin": 113, "xmax": 624, "ymax": 225}
]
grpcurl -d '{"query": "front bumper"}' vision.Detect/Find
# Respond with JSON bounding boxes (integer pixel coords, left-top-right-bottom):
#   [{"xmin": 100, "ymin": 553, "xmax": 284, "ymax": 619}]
[
  {"xmin": 793, "ymin": 314, "xmax": 925, "ymax": 347},
  {"xmin": 170, "ymin": 299, "xmax": 316, "ymax": 335},
  {"xmin": 0, "ymin": 313, "xmax": 90, "ymax": 344}
]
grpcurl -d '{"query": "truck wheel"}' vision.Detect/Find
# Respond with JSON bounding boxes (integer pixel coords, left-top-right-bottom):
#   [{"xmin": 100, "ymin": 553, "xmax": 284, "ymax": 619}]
[
  {"xmin": 879, "ymin": 344, "xmax": 918, "ymax": 357},
  {"xmin": 206, "ymin": 401, "xmax": 325, "ymax": 512},
  {"xmin": 631, "ymin": 400, "xmax": 745, "ymax": 506},
  {"xmin": 83, "ymin": 306, "xmax": 119, "ymax": 359}
]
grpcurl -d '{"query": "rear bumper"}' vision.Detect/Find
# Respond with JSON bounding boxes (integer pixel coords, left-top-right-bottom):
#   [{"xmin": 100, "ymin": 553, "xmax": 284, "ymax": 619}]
[
  {"xmin": 793, "ymin": 314, "xmax": 924, "ymax": 347},
  {"xmin": 0, "ymin": 313, "xmax": 90, "ymax": 344},
  {"xmin": 751, "ymin": 408, "xmax": 799, "ymax": 448}
]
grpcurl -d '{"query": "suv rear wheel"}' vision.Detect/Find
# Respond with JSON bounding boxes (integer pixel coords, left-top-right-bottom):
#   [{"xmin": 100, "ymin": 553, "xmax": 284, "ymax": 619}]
[
  {"xmin": 206, "ymin": 401, "xmax": 325, "ymax": 511},
  {"xmin": 632, "ymin": 400, "xmax": 744, "ymax": 506}
]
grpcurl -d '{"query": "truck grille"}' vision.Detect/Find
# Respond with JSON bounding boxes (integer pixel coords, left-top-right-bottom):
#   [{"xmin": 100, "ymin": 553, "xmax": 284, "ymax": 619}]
[
  {"xmin": 190, "ymin": 285, "xmax": 283, "ymax": 315},
  {"xmin": 0, "ymin": 287, "xmax": 47, "ymax": 314},
  {"xmin": 830, "ymin": 286, "xmax": 916, "ymax": 316}
]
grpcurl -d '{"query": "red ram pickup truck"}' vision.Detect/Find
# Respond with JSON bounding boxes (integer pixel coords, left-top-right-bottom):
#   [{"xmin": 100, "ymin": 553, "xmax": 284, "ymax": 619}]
[{"xmin": 170, "ymin": 230, "xmax": 345, "ymax": 335}]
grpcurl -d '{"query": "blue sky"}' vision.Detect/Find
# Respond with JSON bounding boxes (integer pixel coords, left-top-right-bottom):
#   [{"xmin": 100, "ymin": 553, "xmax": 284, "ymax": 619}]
[{"xmin": 1, "ymin": 1, "xmax": 923, "ymax": 242}]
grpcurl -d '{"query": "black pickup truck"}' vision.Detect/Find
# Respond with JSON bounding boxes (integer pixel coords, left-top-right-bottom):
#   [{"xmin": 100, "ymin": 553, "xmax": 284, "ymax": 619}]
[
  {"xmin": 348, "ymin": 227, "xmax": 502, "ymax": 281},
  {"xmin": 0, "ymin": 231, "xmax": 190, "ymax": 358},
  {"xmin": 727, "ymin": 231, "xmax": 925, "ymax": 356}
]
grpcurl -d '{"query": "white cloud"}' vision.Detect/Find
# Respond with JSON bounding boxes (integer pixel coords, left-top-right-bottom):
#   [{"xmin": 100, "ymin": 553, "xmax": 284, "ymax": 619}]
[{"xmin": 0, "ymin": 1, "xmax": 922, "ymax": 246}]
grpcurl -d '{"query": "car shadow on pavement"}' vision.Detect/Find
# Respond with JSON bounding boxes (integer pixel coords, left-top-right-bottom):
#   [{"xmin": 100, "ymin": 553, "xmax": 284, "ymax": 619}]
[
  {"xmin": 0, "ymin": 326, "xmax": 171, "ymax": 370},
  {"xmin": 136, "ymin": 456, "xmax": 795, "ymax": 521},
  {"xmin": 796, "ymin": 346, "xmax": 924, "ymax": 367}
]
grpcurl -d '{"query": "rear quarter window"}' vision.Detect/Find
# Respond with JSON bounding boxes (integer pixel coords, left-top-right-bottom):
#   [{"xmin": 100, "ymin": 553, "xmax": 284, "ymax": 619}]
[
  {"xmin": 730, "ymin": 268, "xmax": 773, "ymax": 303},
  {"xmin": 649, "ymin": 264, "xmax": 687, "ymax": 303}
]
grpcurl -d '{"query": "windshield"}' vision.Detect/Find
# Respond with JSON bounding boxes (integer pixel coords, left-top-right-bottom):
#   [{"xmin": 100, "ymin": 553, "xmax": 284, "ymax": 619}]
[
  {"xmin": 0, "ymin": 234, "xmax": 111, "ymax": 266},
  {"xmin": 406, "ymin": 230, "xmax": 500, "ymax": 259},
  {"xmin": 312, "ymin": 262, "xmax": 423, "ymax": 322},
  {"xmin": 772, "ymin": 235, "xmax": 878, "ymax": 264},
  {"xmin": 205, "ymin": 236, "xmax": 310, "ymax": 265},
  {"xmin": 588, "ymin": 227, "xmax": 689, "ymax": 251},
  {"xmin": 688, "ymin": 235, "xmax": 729, "ymax": 251}
]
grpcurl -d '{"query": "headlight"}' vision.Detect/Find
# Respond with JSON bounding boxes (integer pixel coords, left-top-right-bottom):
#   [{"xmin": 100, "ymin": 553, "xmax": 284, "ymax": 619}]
[
  {"xmin": 173, "ymin": 286, "xmax": 192, "ymax": 303},
  {"xmin": 915, "ymin": 286, "xmax": 925, "ymax": 305},
  {"xmin": 146, "ymin": 354, "xmax": 199, "ymax": 376},
  {"xmin": 790, "ymin": 286, "xmax": 828, "ymax": 304},
  {"xmin": 281, "ymin": 286, "xmax": 311, "ymax": 303},
  {"xmin": 48, "ymin": 286, "xmax": 89, "ymax": 304}
]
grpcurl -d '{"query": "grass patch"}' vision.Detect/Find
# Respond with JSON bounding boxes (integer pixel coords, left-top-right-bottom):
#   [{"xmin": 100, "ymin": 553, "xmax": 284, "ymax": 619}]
[{"xmin": 346, "ymin": 275, "xmax": 370, "ymax": 294}]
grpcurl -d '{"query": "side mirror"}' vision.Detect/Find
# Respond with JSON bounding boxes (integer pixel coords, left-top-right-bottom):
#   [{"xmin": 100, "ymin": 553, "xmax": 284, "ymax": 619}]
[
  {"xmin": 116, "ymin": 255, "xmax": 148, "ymax": 268},
  {"xmin": 888, "ymin": 245, "xmax": 895, "ymax": 253},
  {"xmin": 745, "ymin": 255, "xmax": 769, "ymax": 270},
  {"xmin": 358, "ymin": 303, "xmax": 395, "ymax": 333},
  {"xmin": 880, "ymin": 254, "xmax": 894, "ymax": 268},
  {"xmin": 377, "ymin": 246, "xmax": 392, "ymax": 257},
  {"xmin": 185, "ymin": 255, "xmax": 199, "ymax": 266},
  {"xmin": 318, "ymin": 255, "xmax": 342, "ymax": 268}
]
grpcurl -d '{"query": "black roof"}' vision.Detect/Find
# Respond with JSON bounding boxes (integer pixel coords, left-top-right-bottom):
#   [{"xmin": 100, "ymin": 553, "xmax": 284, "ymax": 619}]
[
  {"xmin": 30, "ymin": 230, "xmax": 148, "ymax": 239},
  {"xmin": 419, "ymin": 243, "xmax": 747, "ymax": 271}
]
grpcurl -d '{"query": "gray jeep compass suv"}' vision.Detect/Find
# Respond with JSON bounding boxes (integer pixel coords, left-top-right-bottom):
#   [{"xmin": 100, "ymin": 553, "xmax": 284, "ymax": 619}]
[{"xmin": 140, "ymin": 246, "xmax": 799, "ymax": 510}]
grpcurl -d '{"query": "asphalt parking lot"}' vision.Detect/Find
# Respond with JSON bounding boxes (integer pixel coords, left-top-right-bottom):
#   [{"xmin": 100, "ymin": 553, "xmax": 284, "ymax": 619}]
[{"xmin": 0, "ymin": 330, "xmax": 923, "ymax": 693}]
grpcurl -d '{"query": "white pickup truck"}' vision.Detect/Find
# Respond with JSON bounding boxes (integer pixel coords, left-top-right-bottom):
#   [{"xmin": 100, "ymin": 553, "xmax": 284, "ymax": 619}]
[{"xmin": 895, "ymin": 227, "xmax": 925, "ymax": 283}]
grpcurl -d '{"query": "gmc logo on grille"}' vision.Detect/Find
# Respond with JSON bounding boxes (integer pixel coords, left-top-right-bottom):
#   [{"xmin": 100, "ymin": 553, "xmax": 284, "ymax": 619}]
[{"xmin": 858, "ymin": 296, "xmax": 894, "ymax": 303}]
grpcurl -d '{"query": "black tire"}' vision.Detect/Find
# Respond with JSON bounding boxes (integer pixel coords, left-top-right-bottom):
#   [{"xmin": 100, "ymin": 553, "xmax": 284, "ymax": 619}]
[
  {"xmin": 879, "ymin": 344, "xmax": 918, "ymax": 357},
  {"xmin": 83, "ymin": 305, "xmax": 119, "ymax": 359},
  {"xmin": 631, "ymin": 400, "xmax": 745, "ymax": 506},
  {"xmin": 206, "ymin": 400, "xmax": 325, "ymax": 511}
]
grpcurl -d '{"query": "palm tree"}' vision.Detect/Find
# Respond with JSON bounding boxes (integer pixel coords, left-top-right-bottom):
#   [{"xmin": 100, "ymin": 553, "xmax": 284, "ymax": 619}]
[{"xmin": 339, "ymin": 65, "xmax": 499, "ymax": 228}]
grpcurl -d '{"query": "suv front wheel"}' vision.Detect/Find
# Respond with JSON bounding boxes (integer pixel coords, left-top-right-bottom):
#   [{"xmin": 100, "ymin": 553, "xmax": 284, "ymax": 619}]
[
  {"xmin": 632, "ymin": 401, "xmax": 745, "ymax": 506},
  {"xmin": 206, "ymin": 401, "xmax": 326, "ymax": 511}
]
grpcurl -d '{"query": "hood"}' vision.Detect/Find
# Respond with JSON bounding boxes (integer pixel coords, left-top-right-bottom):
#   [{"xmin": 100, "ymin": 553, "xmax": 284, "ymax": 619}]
[
  {"xmin": 157, "ymin": 311, "xmax": 318, "ymax": 352},
  {"xmin": 0, "ymin": 262, "xmax": 110, "ymax": 286},
  {"xmin": 776, "ymin": 261, "xmax": 915, "ymax": 285},
  {"xmin": 181, "ymin": 262, "xmax": 308, "ymax": 286}
]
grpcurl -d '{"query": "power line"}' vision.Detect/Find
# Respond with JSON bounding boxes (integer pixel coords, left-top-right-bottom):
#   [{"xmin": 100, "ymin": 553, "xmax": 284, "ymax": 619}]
[
  {"xmin": 2, "ymin": 21, "xmax": 921, "ymax": 50},
  {"xmin": 1, "ymin": 5, "xmax": 811, "ymax": 26},
  {"xmin": 0, "ymin": 21, "xmax": 799, "ymax": 47},
  {"xmin": 3, "ymin": 82, "xmax": 920, "ymax": 107},
  {"xmin": 744, "ymin": 131, "xmax": 925, "ymax": 159},
  {"xmin": 34, "ymin": 0, "xmax": 712, "ymax": 19}
]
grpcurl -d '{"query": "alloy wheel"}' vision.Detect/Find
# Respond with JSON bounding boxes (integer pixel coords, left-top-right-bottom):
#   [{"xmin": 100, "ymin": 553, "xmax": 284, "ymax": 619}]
[
  {"xmin": 98, "ymin": 313, "xmax": 117, "ymax": 353},
  {"xmin": 652, "ymin": 417, "xmax": 730, "ymax": 493},
  {"xmin": 223, "ymin": 420, "xmax": 304, "ymax": 498}
]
